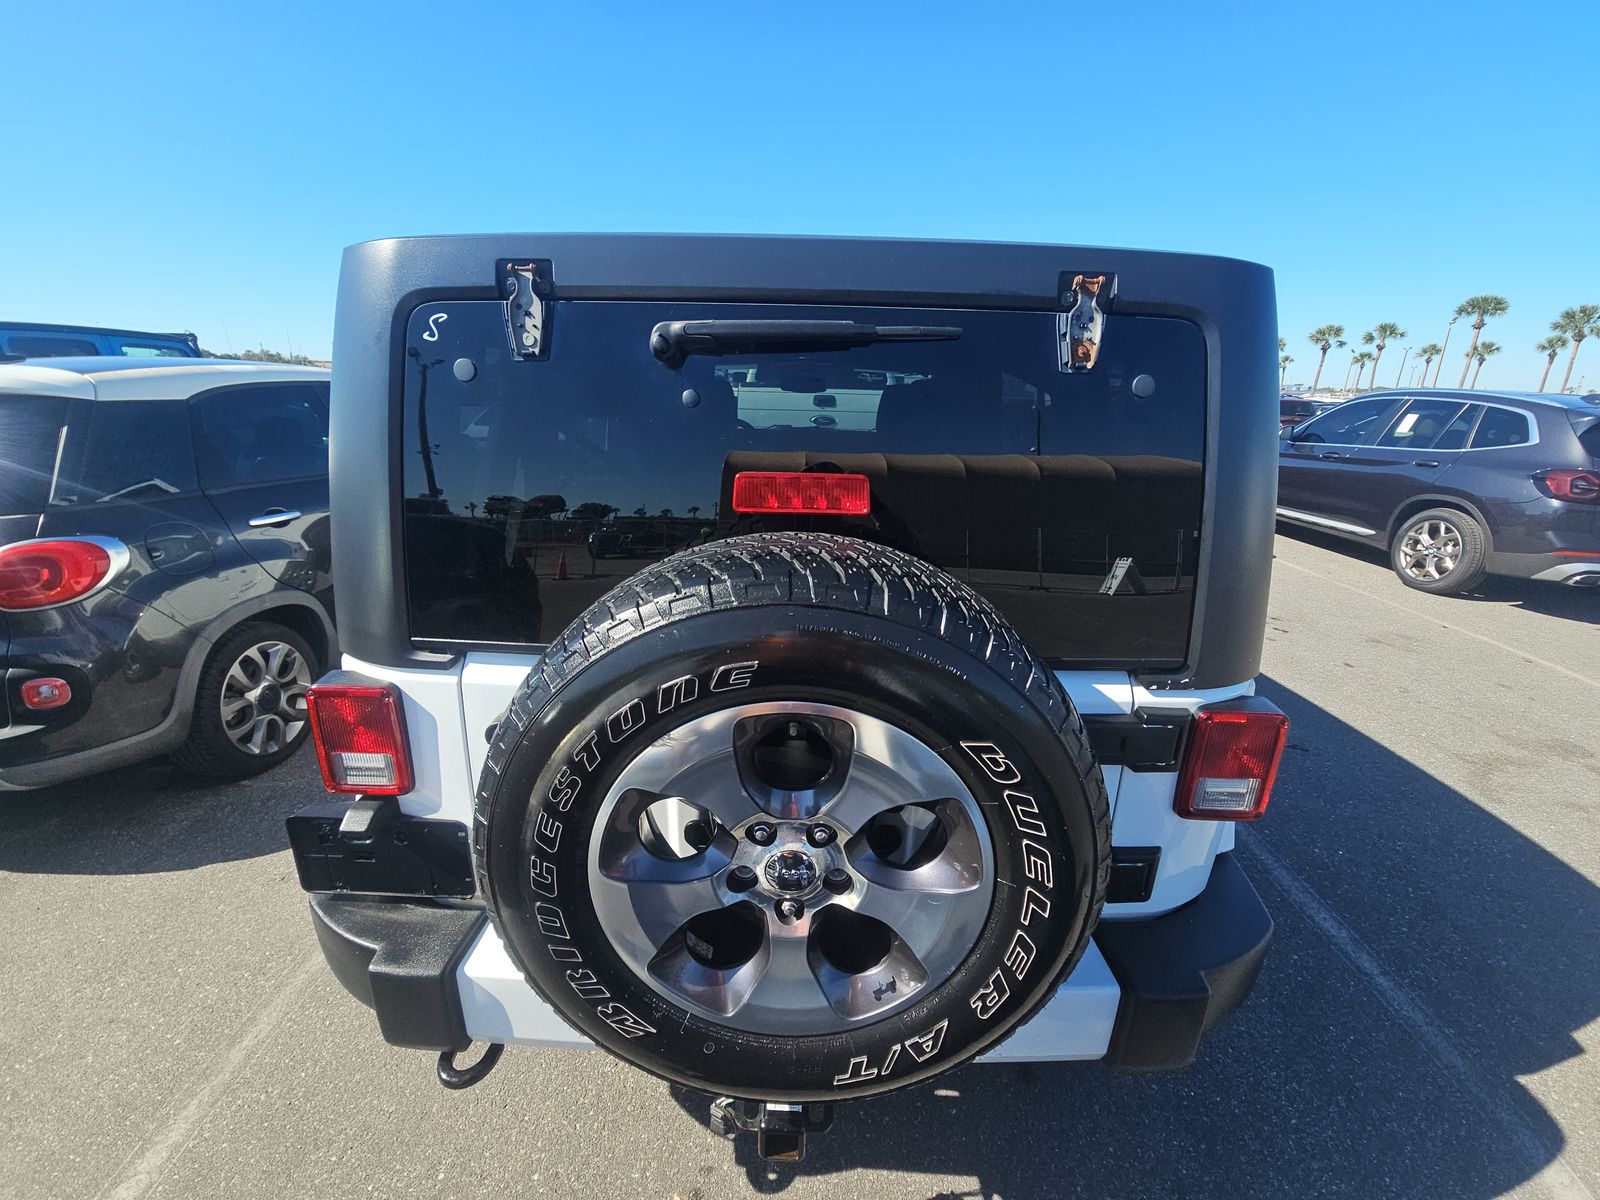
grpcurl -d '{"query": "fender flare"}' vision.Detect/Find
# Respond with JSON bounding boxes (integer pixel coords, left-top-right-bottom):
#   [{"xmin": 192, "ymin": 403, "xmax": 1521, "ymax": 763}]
[{"xmin": 1385, "ymin": 492, "xmax": 1495, "ymax": 552}]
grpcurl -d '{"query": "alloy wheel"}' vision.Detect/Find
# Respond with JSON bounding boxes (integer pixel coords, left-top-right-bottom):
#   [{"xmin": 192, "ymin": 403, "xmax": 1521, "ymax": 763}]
[
  {"xmin": 219, "ymin": 639, "xmax": 311, "ymax": 755},
  {"xmin": 588, "ymin": 702, "xmax": 994, "ymax": 1035},
  {"xmin": 1398, "ymin": 518, "xmax": 1464, "ymax": 582}
]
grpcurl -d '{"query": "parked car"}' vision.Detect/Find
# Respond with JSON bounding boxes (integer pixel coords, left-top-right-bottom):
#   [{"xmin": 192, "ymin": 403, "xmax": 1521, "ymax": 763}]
[
  {"xmin": 0, "ymin": 358, "xmax": 333, "ymax": 789},
  {"xmin": 1277, "ymin": 388, "xmax": 1600, "ymax": 593},
  {"xmin": 1280, "ymin": 394, "xmax": 1338, "ymax": 426},
  {"xmin": 286, "ymin": 234, "xmax": 1286, "ymax": 1162},
  {"xmin": 0, "ymin": 321, "xmax": 201, "ymax": 359}
]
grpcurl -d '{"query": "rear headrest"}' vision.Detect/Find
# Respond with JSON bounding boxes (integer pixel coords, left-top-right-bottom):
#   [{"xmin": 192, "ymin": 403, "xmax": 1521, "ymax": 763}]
[{"xmin": 874, "ymin": 380, "xmax": 942, "ymax": 448}]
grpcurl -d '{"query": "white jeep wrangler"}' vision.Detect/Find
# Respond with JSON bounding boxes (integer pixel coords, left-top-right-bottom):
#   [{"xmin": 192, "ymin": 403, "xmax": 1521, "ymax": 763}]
[{"xmin": 287, "ymin": 234, "xmax": 1286, "ymax": 1160}]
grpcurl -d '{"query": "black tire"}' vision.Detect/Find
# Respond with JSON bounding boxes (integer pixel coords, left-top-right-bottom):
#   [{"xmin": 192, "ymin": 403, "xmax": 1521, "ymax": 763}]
[
  {"xmin": 474, "ymin": 532, "xmax": 1110, "ymax": 1102},
  {"xmin": 171, "ymin": 621, "xmax": 317, "ymax": 780},
  {"xmin": 1390, "ymin": 507, "xmax": 1488, "ymax": 595}
]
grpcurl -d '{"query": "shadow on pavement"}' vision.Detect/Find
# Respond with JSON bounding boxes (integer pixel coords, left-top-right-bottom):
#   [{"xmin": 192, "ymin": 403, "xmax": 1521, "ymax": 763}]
[
  {"xmin": 0, "ymin": 749, "xmax": 318, "ymax": 875},
  {"xmin": 1276, "ymin": 524, "xmax": 1599, "ymax": 625},
  {"xmin": 669, "ymin": 676, "xmax": 1598, "ymax": 1199}
]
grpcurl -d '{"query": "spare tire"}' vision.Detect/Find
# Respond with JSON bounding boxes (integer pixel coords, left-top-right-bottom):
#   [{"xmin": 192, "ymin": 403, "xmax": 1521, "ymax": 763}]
[{"xmin": 474, "ymin": 533, "xmax": 1109, "ymax": 1102}]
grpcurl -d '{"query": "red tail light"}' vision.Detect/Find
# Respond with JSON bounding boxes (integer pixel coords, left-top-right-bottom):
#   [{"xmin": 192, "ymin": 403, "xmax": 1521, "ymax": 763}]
[
  {"xmin": 0, "ymin": 538, "xmax": 125, "ymax": 610},
  {"xmin": 1534, "ymin": 469, "xmax": 1600, "ymax": 502},
  {"xmin": 19, "ymin": 677, "xmax": 73, "ymax": 711},
  {"xmin": 732, "ymin": 471, "xmax": 870, "ymax": 515},
  {"xmin": 1173, "ymin": 699, "xmax": 1289, "ymax": 821},
  {"xmin": 306, "ymin": 679, "xmax": 414, "ymax": 795}
]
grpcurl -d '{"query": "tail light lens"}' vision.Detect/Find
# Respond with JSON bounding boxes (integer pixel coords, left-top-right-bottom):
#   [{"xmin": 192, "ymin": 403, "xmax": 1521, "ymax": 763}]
[
  {"xmin": 19, "ymin": 677, "xmax": 73, "ymax": 711},
  {"xmin": 0, "ymin": 538, "xmax": 125, "ymax": 610},
  {"xmin": 1534, "ymin": 469, "xmax": 1600, "ymax": 502},
  {"xmin": 732, "ymin": 471, "xmax": 870, "ymax": 515},
  {"xmin": 306, "ymin": 679, "xmax": 414, "ymax": 795},
  {"xmin": 1173, "ymin": 699, "xmax": 1289, "ymax": 821}
]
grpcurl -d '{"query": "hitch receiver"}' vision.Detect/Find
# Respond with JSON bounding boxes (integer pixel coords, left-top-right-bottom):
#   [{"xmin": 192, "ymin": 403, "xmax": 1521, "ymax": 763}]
[{"xmin": 710, "ymin": 1098, "xmax": 835, "ymax": 1162}]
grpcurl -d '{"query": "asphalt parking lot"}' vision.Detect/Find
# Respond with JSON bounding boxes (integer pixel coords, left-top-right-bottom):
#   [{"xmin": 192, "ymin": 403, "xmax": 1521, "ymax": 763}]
[{"xmin": 3, "ymin": 530, "xmax": 1596, "ymax": 1200}]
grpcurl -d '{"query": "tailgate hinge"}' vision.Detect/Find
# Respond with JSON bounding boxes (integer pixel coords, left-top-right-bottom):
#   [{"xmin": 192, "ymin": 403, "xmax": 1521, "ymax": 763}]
[
  {"xmin": 1058, "ymin": 272, "xmax": 1114, "ymax": 372},
  {"xmin": 500, "ymin": 259, "xmax": 551, "ymax": 360}
]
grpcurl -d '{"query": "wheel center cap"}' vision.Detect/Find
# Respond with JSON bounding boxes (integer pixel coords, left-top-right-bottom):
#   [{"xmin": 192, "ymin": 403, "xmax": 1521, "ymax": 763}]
[
  {"xmin": 763, "ymin": 849, "xmax": 819, "ymax": 893},
  {"xmin": 255, "ymin": 682, "xmax": 281, "ymax": 712}
]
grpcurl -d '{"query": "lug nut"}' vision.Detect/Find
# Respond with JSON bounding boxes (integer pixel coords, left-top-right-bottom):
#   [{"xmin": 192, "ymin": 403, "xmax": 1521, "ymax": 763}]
[
  {"xmin": 747, "ymin": 822, "xmax": 776, "ymax": 846},
  {"xmin": 727, "ymin": 865, "xmax": 758, "ymax": 893},
  {"xmin": 806, "ymin": 824, "xmax": 836, "ymax": 848},
  {"xmin": 823, "ymin": 867, "xmax": 852, "ymax": 895},
  {"xmin": 775, "ymin": 898, "xmax": 804, "ymax": 923}
]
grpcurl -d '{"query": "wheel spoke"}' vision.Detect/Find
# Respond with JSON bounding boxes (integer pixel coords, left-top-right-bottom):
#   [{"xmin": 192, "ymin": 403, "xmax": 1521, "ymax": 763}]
[
  {"xmin": 820, "ymin": 721, "xmax": 967, "ymax": 834},
  {"xmin": 220, "ymin": 695, "xmax": 253, "ymax": 722},
  {"xmin": 611, "ymin": 736, "xmax": 764, "ymax": 830},
  {"xmin": 737, "ymin": 925, "xmax": 831, "ymax": 1017},
  {"xmin": 592, "ymin": 864, "xmax": 729, "ymax": 957},
  {"xmin": 849, "ymin": 880, "xmax": 956, "ymax": 965}
]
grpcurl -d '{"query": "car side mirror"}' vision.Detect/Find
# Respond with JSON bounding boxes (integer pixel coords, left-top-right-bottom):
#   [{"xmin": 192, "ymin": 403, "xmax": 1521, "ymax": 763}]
[{"xmin": 1278, "ymin": 425, "xmax": 1297, "ymax": 440}]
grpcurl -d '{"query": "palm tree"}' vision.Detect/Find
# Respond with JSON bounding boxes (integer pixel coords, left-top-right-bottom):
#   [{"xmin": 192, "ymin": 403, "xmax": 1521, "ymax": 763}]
[
  {"xmin": 1278, "ymin": 337, "xmax": 1287, "ymax": 354},
  {"xmin": 1367, "ymin": 322, "xmax": 1405, "ymax": 387},
  {"xmin": 1307, "ymin": 325, "xmax": 1344, "ymax": 393},
  {"xmin": 1535, "ymin": 334, "xmax": 1569, "ymax": 392},
  {"xmin": 1468, "ymin": 341, "xmax": 1501, "ymax": 388},
  {"xmin": 1415, "ymin": 343, "xmax": 1443, "ymax": 387},
  {"xmin": 1351, "ymin": 351, "xmax": 1375, "ymax": 389},
  {"xmin": 1279, "ymin": 354, "xmax": 1293, "ymax": 386},
  {"xmin": 1551, "ymin": 305, "xmax": 1600, "ymax": 393},
  {"xmin": 1454, "ymin": 295, "xmax": 1510, "ymax": 387}
]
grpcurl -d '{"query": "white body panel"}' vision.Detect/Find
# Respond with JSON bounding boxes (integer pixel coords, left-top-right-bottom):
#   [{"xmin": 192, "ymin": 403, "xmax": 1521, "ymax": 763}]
[
  {"xmin": 343, "ymin": 651, "xmax": 1253, "ymax": 1060},
  {"xmin": 457, "ymin": 918, "xmax": 1122, "ymax": 1060}
]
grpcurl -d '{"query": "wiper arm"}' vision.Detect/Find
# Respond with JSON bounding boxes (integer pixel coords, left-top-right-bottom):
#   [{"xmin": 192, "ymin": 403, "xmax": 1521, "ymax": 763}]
[{"xmin": 649, "ymin": 319, "xmax": 961, "ymax": 366}]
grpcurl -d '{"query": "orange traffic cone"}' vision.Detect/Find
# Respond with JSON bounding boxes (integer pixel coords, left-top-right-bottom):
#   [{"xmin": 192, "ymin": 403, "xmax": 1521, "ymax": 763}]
[{"xmin": 556, "ymin": 551, "xmax": 569, "ymax": 581}]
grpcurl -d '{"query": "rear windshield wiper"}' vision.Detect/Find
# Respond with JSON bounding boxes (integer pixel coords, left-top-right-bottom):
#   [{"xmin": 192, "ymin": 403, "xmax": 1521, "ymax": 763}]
[{"xmin": 649, "ymin": 319, "xmax": 961, "ymax": 366}]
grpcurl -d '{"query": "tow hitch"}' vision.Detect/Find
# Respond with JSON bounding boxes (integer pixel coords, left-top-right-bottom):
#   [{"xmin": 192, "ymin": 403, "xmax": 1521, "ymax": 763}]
[
  {"xmin": 435, "ymin": 1042, "xmax": 505, "ymax": 1090},
  {"xmin": 709, "ymin": 1098, "xmax": 835, "ymax": 1162}
]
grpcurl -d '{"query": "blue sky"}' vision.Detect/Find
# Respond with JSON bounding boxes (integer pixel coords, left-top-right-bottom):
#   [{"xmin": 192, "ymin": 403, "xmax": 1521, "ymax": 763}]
[{"xmin": 4, "ymin": 1, "xmax": 1597, "ymax": 391}]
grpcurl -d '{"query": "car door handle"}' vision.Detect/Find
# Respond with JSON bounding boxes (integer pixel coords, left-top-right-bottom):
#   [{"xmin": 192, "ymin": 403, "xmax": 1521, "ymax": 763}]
[
  {"xmin": 1412, "ymin": 460, "xmax": 1440, "ymax": 468},
  {"xmin": 247, "ymin": 508, "xmax": 301, "ymax": 528},
  {"xmin": 1318, "ymin": 452, "xmax": 1343, "ymax": 460}
]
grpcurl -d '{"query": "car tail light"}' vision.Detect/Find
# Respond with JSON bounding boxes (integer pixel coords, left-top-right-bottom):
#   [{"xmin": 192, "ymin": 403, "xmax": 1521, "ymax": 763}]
[
  {"xmin": 19, "ymin": 677, "xmax": 73, "ymax": 710},
  {"xmin": 1534, "ymin": 469, "xmax": 1600, "ymax": 502},
  {"xmin": 0, "ymin": 538, "xmax": 125, "ymax": 610},
  {"xmin": 1173, "ymin": 699, "xmax": 1289, "ymax": 821},
  {"xmin": 732, "ymin": 471, "xmax": 870, "ymax": 515},
  {"xmin": 306, "ymin": 680, "xmax": 414, "ymax": 795}
]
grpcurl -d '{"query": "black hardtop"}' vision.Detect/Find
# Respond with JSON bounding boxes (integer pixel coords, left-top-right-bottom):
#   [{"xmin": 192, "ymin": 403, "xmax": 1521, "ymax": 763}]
[{"xmin": 331, "ymin": 233, "xmax": 1279, "ymax": 688}]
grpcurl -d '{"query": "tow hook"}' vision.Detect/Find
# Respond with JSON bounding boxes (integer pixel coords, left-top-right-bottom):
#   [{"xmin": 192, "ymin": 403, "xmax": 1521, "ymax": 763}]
[
  {"xmin": 709, "ymin": 1097, "xmax": 835, "ymax": 1162},
  {"xmin": 436, "ymin": 1042, "xmax": 505, "ymax": 1090}
]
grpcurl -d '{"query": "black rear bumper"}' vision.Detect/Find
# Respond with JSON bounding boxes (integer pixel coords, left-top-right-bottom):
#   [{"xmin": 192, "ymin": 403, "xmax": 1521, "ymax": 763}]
[
  {"xmin": 309, "ymin": 894, "xmax": 484, "ymax": 1052},
  {"xmin": 305, "ymin": 850, "xmax": 1270, "ymax": 1069},
  {"xmin": 1095, "ymin": 852, "xmax": 1273, "ymax": 1069}
]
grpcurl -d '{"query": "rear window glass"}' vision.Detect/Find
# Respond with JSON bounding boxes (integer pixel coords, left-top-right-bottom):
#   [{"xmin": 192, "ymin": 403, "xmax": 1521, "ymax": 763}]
[
  {"xmin": 399, "ymin": 299, "xmax": 1207, "ymax": 664},
  {"xmin": 116, "ymin": 342, "xmax": 192, "ymax": 358},
  {"xmin": 6, "ymin": 334, "xmax": 98, "ymax": 357},
  {"xmin": 1471, "ymin": 406, "xmax": 1532, "ymax": 449},
  {"xmin": 1577, "ymin": 422, "xmax": 1600, "ymax": 460},
  {"xmin": 0, "ymin": 395, "xmax": 67, "ymax": 515},
  {"xmin": 57, "ymin": 401, "xmax": 197, "ymax": 504}
]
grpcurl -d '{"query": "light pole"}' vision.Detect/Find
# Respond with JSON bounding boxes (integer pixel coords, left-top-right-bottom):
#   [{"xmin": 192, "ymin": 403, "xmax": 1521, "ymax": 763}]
[
  {"xmin": 1433, "ymin": 316, "xmax": 1458, "ymax": 388},
  {"xmin": 1394, "ymin": 346, "xmax": 1411, "ymax": 388}
]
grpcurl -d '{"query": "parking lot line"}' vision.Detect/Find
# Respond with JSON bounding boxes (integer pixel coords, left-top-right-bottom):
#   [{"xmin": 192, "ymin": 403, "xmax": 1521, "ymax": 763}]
[
  {"xmin": 1273, "ymin": 556, "xmax": 1600, "ymax": 691},
  {"xmin": 1242, "ymin": 836, "xmax": 1595, "ymax": 1200},
  {"xmin": 99, "ymin": 953, "xmax": 322, "ymax": 1200}
]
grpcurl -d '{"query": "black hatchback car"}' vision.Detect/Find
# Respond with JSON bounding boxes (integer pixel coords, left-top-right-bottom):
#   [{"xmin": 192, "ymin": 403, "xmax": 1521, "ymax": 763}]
[
  {"xmin": 0, "ymin": 358, "xmax": 333, "ymax": 789},
  {"xmin": 1277, "ymin": 389, "xmax": 1600, "ymax": 593}
]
